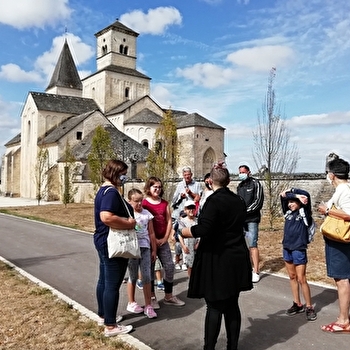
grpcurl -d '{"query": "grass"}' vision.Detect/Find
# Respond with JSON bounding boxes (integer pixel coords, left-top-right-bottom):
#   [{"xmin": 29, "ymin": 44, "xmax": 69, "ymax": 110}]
[{"xmin": 0, "ymin": 203, "xmax": 335, "ymax": 349}]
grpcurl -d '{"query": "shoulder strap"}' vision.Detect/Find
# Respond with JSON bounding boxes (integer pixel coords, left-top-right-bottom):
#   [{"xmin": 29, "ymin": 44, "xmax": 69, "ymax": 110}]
[{"xmin": 103, "ymin": 186, "xmax": 132, "ymax": 218}]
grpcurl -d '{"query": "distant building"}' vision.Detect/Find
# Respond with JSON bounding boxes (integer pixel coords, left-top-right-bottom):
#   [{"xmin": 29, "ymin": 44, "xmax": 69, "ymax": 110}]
[{"xmin": 1, "ymin": 20, "xmax": 225, "ymax": 202}]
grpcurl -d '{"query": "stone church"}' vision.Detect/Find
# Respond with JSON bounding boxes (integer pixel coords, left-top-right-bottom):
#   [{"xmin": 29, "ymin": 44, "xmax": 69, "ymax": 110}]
[{"xmin": 1, "ymin": 20, "xmax": 225, "ymax": 202}]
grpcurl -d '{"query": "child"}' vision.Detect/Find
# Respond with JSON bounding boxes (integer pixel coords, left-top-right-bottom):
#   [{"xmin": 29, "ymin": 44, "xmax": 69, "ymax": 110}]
[
  {"xmin": 173, "ymin": 210, "xmax": 186, "ymax": 270},
  {"xmin": 178, "ymin": 200, "xmax": 199, "ymax": 277},
  {"xmin": 280, "ymin": 188, "xmax": 317, "ymax": 321},
  {"xmin": 142, "ymin": 177, "xmax": 185, "ymax": 307},
  {"xmin": 126, "ymin": 188, "xmax": 158, "ymax": 319}
]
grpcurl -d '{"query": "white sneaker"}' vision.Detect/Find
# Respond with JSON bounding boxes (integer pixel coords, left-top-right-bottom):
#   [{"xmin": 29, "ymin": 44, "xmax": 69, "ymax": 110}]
[
  {"xmin": 163, "ymin": 295, "xmax": 185, "ymax": 306},
  {"xmin": 104, "ymin": 324, "xmax": 133, "ymax": 337},
  {"xmin": 97, "ymin": 315, "xmax": 123, "ymax": 326},
  {"xmin": 175, "ymin": 263, "xmax": 181, "ymax": 270},
  {"xmin": 252, "ymin": 272, "xmax": 260, "ymax": 283},
  {"xmin": 182, "ymin": 264, "xmax": 187, "ymax": 271},
  {"xmin": 127, "ymin": 301, "xmax": 144, "ymax": 314}
]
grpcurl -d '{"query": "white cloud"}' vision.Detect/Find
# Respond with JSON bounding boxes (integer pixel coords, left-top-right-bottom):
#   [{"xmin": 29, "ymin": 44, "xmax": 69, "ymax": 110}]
[
  {"xmin": 176, "ymin": 63, "xmax": 240, "ymax": 88},
  {"xmin": 120, "ymin": 7, "xmax": 182, "ymax": 35},
  {"xmin": 288, "ymin": 111, "xmax": 350, "ymax": 127},
  {"xmin": 226, "ymin": 45, "xmax": 296, "ymax": 71},
  {"xmin": 0, "ymin": 0, "xmax": 71, "ymax": 29},
  {"xmin": 0, "ymin": 63, "xmax": 42, "ymax": 83}
]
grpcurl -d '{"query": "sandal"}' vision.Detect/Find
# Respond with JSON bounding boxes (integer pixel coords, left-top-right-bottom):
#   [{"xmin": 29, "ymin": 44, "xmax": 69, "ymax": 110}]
[{"xmin": 321, "ymin": 321, "xmax": 350, "ymax": 333}]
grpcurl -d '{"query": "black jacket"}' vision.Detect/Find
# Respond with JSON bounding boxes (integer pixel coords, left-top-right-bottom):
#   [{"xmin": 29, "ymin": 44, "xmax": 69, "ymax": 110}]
[{"xmin": 237, "ymin": 176, "xmax": 264, "ymax": 223}]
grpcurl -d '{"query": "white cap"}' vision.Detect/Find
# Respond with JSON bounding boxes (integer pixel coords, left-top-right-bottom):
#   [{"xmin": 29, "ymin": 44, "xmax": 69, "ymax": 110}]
[{"xmin": 184, "ymin": 200, "xmax": 196, "ymax": 208}]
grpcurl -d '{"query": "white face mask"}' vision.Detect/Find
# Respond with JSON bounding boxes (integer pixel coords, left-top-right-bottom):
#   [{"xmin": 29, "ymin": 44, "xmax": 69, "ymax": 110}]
[
  {"xmin": 326, "ymin": 173, "xmax": 333, "ymax": 185},
  {"xmin": 238, "ymin": 173, "xmax": 248, "ymax": 181}
]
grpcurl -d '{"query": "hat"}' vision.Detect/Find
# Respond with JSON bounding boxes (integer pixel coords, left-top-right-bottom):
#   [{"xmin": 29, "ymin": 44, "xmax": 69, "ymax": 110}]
[{"xmin": 184, "ymin": 200, "xmax": 196, "ymax": 208}]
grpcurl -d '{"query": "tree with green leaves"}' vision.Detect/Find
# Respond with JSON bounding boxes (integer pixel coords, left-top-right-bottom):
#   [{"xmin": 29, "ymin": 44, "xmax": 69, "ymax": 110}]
[
  {"xmin": 143, "ymin": 109, "xmax": 179, "ymax": 198},
  {"xmin": 87, "ymin": 125, "xmax": 116, "ymax": 190},
  {"xmin": 61, "ymin": 140, "xmax": 78, "ymax": 207},
  {"xmin": 35, "ymin": 146, "xmax": 51, "ymax": 205},
  {"xmin": 253, "ymin": 68, "xmax": 299, "ymax": 228}
]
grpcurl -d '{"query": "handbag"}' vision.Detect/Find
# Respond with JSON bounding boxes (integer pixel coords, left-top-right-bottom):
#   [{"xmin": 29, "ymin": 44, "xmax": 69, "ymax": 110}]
[
  {"xmin": 105, "ymin": 188, "xmax": 141, "ymax": 259},
  {"xmin": 320, "ymin": 205, "xmax": 350, "ymax": 243}
]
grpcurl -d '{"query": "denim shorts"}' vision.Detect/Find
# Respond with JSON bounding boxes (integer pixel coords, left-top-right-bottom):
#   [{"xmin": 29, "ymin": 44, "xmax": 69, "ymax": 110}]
[
  {"xmin": 325, "ymin": 238, "xmax": 350, "ymax": 279},
  {"xmin": 245, "ymin": 222, "xmax": 259, "ymax": 248},
  {"xmin": 283, "ymin": 248, "xmax": 307, "ymax": 265}
]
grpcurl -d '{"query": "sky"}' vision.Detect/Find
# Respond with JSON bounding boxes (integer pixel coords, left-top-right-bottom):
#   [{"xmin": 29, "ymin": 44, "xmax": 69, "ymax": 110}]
[{"xmin": 0, "ymin": 0, "xmax": 350, "ymax": 174}]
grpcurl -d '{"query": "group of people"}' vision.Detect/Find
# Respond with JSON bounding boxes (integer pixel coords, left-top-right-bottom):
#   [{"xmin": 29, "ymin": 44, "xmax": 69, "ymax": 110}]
[{"xmin": 93, "ymin": 155, "xmax": 350, "ymax": 348}]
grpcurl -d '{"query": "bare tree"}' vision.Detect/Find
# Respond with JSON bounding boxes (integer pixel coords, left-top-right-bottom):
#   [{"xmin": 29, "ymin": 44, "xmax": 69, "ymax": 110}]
[
  {"xmin": 253, "ymin": 68, "xmax": 299, "ymax": 228},
  {"xmin": 143, "ymin": 109, "xmax": 179, "ymax": 199}
]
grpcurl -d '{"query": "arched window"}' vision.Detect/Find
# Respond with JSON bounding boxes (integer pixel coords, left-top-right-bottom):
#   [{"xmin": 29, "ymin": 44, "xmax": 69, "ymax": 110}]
[
  {"xmin": 119, "ymin": 44, "xmax": 124, "ymax": 53},
  {"xmin": 125, "ymin": 87, "xmax": 129, "ymax": 98},
  {"xmin": 124, "ymin": 46, "xmax": 128, "ymax": 55},
  {"xmin": 102, "ymin": 45, "xmax": 107, "ymax": 55},
  {"xmin": 142, "ymin": 140, "xmax": 149, "ymax": 148}
]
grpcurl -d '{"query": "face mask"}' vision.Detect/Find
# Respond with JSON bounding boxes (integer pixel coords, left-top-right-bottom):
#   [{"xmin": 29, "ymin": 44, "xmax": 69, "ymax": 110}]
[
  {"xmin": 238, "ymin": 173, "xmax": 248, "ymax": 181},
  {"xmin": 119, "ymin": 174, "xmax": 128, "ymax": 184},
  {"xmin": 205, "ymin": 183, "xmax": 211, "ymax": 190},
  {"xmin": 326, "ymin": 173, "xmax": 332, "ymax": 185}
]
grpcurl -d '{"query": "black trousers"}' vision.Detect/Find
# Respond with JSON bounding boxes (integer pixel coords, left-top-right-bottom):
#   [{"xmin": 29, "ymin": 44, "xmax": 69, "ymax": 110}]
[{"xmin": 204, "ymin": 294, "xmax": 241, "ymax": 350}]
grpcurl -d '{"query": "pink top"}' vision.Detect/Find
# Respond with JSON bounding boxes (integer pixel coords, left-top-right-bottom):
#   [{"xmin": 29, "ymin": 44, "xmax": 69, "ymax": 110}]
[{"xmin": 142, "ymin": 198, "xmax": 168, "ymax": 239}]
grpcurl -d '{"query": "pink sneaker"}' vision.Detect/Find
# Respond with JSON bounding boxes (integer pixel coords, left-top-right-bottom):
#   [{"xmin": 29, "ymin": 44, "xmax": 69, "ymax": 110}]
[
  {"xmin": 127, "ymin": 301, "xmax": 144, "ymax": 314},
  {"xmin": 144, "ymin": 305, "xmax": 157, "ymax": 319}
]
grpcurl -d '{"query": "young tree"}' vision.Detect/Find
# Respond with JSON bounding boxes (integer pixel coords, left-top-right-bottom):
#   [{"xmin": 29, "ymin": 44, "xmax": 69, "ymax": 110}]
[
  {"xmin": 35, "ymin": 146, "xmax": 51, "ymax": 205},
  {"xmin": 143, "ymin": 109, "xmax": 179, "ymax": 198},
  {"xmin": 253, "ymin": 68, "xmax": 299, "ymax": 228},
  {"xmin": 61, "ymin": 140, "xmax": 78, "ymax": 207},
  {"xmin": 87, "ymin": 125, "xmax": 116, "ymax": 190}
]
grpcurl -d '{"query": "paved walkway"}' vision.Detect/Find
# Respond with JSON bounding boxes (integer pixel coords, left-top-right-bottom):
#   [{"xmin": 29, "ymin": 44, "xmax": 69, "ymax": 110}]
[{"xmin": 0, "ymin": 196, "xmax": 349, "ymax": 349}]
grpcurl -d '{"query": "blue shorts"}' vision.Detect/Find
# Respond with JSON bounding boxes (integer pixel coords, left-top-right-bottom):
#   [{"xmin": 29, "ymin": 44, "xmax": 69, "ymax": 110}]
[
  {"xmin": 245, "ymin": 222, "xmax": 259, "ymax": 248},
  {"xmin": 283, "ymin": 249, "xmax": 308, "ymax": 265}
]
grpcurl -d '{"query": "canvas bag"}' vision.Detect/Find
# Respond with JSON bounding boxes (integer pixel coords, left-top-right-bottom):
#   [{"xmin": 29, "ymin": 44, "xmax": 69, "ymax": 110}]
[
  {"xmin": 320, "ymin": 205, "xmax": 350, "ymax": 243},
  {"xmin": 104, "ymin": 187, "xmax": 141, "ymax": 258}
]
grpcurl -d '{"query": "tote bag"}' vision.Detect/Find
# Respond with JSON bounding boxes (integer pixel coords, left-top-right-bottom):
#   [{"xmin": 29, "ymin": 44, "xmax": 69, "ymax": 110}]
[
  {"xmin": 320, "ymin": 205, "xmax": 350, "ymax": 243},
  {"xmin": 105, "ymin": 187, "xmax": 140, "ymax": 258}
]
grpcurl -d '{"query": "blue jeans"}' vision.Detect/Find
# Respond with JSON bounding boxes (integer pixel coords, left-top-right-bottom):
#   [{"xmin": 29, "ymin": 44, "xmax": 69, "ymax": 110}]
[
  {"xmin": 245, "ymin": 222, "xmax": 259, "ymax": 248},
  {"xmin": 96, "ymin": 245, "xmax": 128, "ymax": 325}
]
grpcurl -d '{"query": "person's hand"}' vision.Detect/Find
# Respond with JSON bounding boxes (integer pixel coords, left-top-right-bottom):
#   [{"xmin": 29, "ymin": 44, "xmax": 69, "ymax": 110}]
[
  {"xmin": 128, "ymin": 217, "xmax": 136, "ymax": 228},
  {"xmin": 318, "ymin": 202, "xmax": 328, "ymax": 215},
  {"xmin": 183, "ymin": 246, "xmax": 190, "ymax": 254},
  {"xmin": 296, "ymin": 194, "xmax": 308, "ymax": 205}
]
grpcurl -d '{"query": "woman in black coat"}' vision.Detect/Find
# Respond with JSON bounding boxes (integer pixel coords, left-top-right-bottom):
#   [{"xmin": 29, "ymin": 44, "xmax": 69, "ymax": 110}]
[{"xmin": 180, "ymin": 161, "xmax": 253, "ymax": 350}]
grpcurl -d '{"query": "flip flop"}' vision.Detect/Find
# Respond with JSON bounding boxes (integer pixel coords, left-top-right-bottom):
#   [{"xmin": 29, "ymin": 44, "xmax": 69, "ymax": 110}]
[{"xmin": 321, "ymin": 322, "xmax": 350, "ymax": 333}]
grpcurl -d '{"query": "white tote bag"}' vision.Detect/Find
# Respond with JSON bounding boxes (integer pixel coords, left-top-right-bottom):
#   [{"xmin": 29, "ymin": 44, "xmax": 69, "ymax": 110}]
[{"xmin": 105, "ymin": 188, "xmax": 140, "ymax": 259}]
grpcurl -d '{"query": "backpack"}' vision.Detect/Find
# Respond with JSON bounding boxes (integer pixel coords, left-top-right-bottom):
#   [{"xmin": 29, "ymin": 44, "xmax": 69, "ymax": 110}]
[{"xmin": 299, "ymin": 207, "xmax": 316, "ymax": 243}]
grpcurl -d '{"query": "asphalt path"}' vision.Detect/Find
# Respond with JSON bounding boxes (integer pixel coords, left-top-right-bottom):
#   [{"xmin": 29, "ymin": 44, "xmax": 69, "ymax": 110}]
[{"xmin": 0, "ymin": 212, "xmax": 349, "ymax": 349}]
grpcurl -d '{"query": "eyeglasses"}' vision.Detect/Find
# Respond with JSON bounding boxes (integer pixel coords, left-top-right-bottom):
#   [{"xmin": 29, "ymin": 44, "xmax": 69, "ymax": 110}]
[{"xmin": 151, "ymin": 186, "xmax": 162, "ymax": 190}]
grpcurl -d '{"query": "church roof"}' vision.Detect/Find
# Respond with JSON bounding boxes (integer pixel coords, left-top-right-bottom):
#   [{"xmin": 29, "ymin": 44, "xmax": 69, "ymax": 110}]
[
  {"xmin": 46, "ymin": 39, "xmax": 82, "ymax": 91},
  {"xmin": 172, "ymin": 111, "xmax": 225, "ymax": 130},
  {"xmin": 83, "ymin": 65, "xmax": 151, "ymax": 83},
  {"xmin": 125, "ymin": 108, "xmax": 162, "ymax": 124},
  {"xmin": 95, "ymin": 20, "xmax": 139, "ymax": 37},
  {"xmin": 30, "ymin": 92, "xmax": 99, "ymax": 114},
  {"xmin": 4, "ymin": 133, "xmax": 21, "ymax": 147},
  {"xmin": 65, "ymin": 124, "xmax": 149, "ymax": 162},
  {"xmin": 40, "ymin": 110, "xmax": 98, "ymax": 144},
  {"xmin": 105, "ymin": 95, "xmax": 159, "ymax": 115}
]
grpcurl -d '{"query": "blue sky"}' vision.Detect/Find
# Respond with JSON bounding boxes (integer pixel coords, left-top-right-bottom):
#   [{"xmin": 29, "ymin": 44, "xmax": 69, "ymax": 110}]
[{"xmin": 1, "ymin": 0, "xmax": 350, "ymax": 174}]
